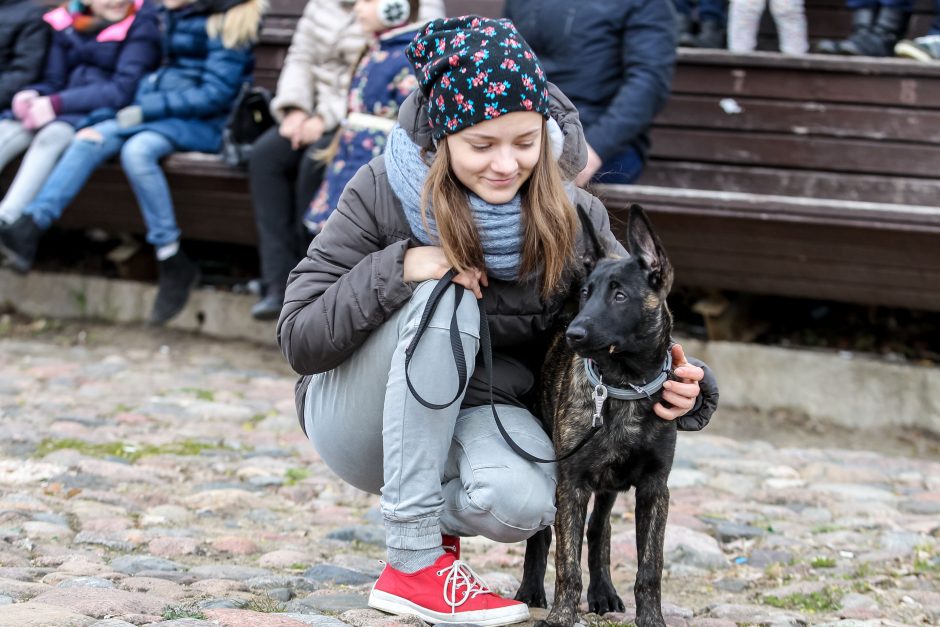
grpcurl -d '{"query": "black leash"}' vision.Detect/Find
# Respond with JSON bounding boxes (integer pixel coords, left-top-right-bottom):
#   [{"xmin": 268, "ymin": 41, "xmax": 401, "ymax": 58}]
[{"xmin": 404, "ymin": 270, "xmax": 602, "ymax": 464}]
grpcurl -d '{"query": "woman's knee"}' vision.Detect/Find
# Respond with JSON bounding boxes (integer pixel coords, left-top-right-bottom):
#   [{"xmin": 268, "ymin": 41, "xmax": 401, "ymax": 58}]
[
  {"xmin": 248, "ymin": 126, "xmax": 292, "ymax": 175},
  {"xmin": 410, "ymin": 280, "xmax": 481, "ymax": 335},
  {"xmin": 458, "ymin": 462, "xmax": 556, "ymax": 542}
]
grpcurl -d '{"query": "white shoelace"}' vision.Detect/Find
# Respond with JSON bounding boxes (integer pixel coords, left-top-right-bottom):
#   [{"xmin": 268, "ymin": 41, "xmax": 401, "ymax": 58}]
[{"xmin": 437, "ymin": 559, "xmax": 492, "ymax": 614}]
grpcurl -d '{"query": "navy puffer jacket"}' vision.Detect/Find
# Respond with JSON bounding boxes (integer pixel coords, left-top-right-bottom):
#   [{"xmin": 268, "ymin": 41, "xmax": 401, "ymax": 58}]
[
  {"xmin": 506, "ymin": 0, "xmax": 676, "ymax": 163},
  {"xmin": 25, "ymin": 0, "xmax": 161, "ymax": 127},
  {"xmin": 0, "ymin": 0, "xmax": 49, "ymax": 109}
]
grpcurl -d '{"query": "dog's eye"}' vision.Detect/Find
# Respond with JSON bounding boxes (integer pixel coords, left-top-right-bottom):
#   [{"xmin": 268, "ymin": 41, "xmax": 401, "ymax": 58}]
[
  {"xmin": 614, "ymin": 291, "xmax": 627, "ymax": 302},
  {"xmin": 579, "ymin": 286, "xmax": 589, "ymax": 299}
]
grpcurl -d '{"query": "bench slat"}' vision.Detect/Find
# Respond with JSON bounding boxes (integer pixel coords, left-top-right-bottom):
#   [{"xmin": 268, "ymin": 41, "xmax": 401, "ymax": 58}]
[
  {"xmin": 638, "ymin": 161, "xmax": 940, "ymax": 207},
  {"xmin": 657, "ymin": 94, "xmax": 940, "ymax": 143},
  {"xmin": 650, "ymin": 127, "xmax": 940, "ymax": 178}
]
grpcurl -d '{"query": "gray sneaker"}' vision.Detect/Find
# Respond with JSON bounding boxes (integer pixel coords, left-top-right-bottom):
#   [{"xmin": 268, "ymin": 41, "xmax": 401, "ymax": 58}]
[{"xmin": 895, "ymin": 34, "xmax": 940, "ymax": 61}]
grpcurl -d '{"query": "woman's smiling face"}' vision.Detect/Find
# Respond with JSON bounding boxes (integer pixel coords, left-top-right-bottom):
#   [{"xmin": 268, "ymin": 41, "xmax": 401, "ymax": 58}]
[{"xmin": 445, "ymin": 111, "xmax": 544, "ymax": 205}]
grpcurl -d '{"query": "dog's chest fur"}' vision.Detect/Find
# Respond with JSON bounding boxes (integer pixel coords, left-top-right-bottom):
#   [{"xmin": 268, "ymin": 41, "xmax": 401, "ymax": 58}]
[{"xmin": 541, "ymin": 338, "xmax": 677, "ymax": 493}]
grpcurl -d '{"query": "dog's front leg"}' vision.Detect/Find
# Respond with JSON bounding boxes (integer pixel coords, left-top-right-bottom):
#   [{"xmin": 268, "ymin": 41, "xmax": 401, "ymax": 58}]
[
  {"xmin": 586, "ymin": 489, "xmax": 624, "ymax": 614},
  {"xmin": 536, "ymin": 476, "xmax": 591, "ymax": 627},
  {"xmin": 633, "ymin": 478, "xmax": 669, "ymax": 627},
  {"xmin": 515, "ymin": 526, "xmax": 551, "ymax": 608}
]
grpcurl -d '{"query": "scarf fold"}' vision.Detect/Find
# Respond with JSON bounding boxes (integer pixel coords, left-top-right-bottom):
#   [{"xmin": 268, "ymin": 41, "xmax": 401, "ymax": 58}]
[{"xmin": 385, "ymin": 124, "xmax": 524, "ymax": 281}]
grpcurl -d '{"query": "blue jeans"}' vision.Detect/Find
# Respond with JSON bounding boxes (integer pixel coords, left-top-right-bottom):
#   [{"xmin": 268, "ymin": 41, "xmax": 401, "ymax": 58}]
[
  {"xmin": 24, "ymin": 120, "xmax": 180, "ymax": 247},
  {"xmin": 593, "ymin": 147, "xmax": 645, "ymax": 185},
  {"xmin": 671, "ymin": 0, "xmax": 726, "ymax": 23},
  {"xmin": 845, "ymin": 0, "xmax": 913, "ymax": 9}
]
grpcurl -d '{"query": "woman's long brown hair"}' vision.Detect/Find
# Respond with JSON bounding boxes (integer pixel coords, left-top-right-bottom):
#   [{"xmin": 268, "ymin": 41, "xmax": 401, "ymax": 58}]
[{"xmin": 420, "ymin": 122, "xmax": 578, "ymax": 300}]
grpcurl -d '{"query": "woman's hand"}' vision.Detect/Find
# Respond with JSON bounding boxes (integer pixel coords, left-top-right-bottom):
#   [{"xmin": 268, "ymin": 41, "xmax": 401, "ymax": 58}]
[
  {"xmin": 654, "ymin": 343, "xmax": 703, "ymax": 421},
  {"xmin": 279, "ymin": 109, "xmax": 308, "ymax": 142},
  {"xmin": 295, "ymin": 114, "xmax": 325, "ymax": 149},
  {"xmin": 575, "ymin": 143, "xmax": 603, "ymax": 187},
  {"xmin": 404, "ymin": 246, "xmax": 488, "ymax": 299}
]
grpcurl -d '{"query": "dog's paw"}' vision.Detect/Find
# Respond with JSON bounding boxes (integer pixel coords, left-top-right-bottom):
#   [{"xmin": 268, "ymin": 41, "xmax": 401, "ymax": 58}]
[
  {"xmin": 534, "ymin": 607, "xmax": 580, "ymax": 627},
  {"xmin": 514, "ymin": 584, "xmax": 548, "ymax": 609},
  {"xmin": 587, "ymin": 581, "xmax": 625, "ymax": 615}
]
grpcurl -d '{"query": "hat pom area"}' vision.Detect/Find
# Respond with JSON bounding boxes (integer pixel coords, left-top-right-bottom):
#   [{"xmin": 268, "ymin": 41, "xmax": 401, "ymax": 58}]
[{"xmin": 405, "ymin": 15, "xmax": 551, "ymax": 139}]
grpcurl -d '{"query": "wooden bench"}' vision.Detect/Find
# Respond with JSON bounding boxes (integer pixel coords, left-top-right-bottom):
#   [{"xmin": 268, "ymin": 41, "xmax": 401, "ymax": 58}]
[
  {"xmin": 609, "ymin": 49, "xmax": 940, "ymax": 312},
  {"xmin": 0, "ymin": 0, "xmax": 505, "ymax": 247},
  {"xmin": 4, "ymin": 0, "xmax": 939, "ymax": 312}
]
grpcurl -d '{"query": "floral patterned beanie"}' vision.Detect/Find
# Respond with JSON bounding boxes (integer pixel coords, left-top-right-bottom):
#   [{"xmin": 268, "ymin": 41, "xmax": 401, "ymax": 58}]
[{"xmin": 405, "ymin": 15, "xmax": 551, "ymax": 140}]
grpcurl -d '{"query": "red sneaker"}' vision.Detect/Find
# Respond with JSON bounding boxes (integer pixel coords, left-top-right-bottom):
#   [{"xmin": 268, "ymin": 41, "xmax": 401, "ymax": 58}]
[
  {"xmin": 442, "ymin": 534, "xmax": 460, "ymax": 559},
  {"xmin": 368, "ymin": 553, "xmax": 529, "ymax": 626}
]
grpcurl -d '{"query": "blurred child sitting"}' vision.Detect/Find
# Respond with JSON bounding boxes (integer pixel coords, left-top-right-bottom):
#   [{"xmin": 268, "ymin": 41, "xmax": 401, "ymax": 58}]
[
  {"xmin": 0, "ymin": 0, "xmax": 160, "ymax": 225},
  {"xmin": 728, "ymin": 0, "xmax": 808, "ymax": 54},
  {"xmin": 0, "ymin": 0, "xmax": 264, "ymax": 326},
  {"xmin": 302, "ymin": 0, "xmax": 424, "ymax": 236}
]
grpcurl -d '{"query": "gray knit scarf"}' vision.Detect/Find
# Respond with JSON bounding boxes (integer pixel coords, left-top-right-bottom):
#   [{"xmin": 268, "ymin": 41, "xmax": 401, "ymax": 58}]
[{"xmin": 385, "ymin": 124, "xmax": 525, "ymax": 280}]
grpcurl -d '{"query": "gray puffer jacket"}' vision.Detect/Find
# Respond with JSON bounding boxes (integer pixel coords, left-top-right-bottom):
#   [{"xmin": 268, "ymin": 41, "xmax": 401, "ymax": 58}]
[{"xmin": 278, "ymin": 83, "xmax": 627, "ymax": 426}]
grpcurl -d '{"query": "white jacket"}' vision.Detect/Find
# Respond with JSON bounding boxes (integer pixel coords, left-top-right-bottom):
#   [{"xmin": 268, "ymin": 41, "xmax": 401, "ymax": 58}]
[{"xmin": 269, "ymin": 0, "xmax": 446, "ymax": 130}]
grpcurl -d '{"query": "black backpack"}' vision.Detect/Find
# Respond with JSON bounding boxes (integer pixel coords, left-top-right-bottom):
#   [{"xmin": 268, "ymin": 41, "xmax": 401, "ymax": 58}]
[{"xmin": 221, "ymin": 83, "xmax": 275, "ymax": 167}]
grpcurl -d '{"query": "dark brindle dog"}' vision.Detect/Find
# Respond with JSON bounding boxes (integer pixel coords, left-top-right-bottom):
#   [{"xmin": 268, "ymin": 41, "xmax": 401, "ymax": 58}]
[{"xmin": 515, "ymin": 205, "xmax": 677, "ymax": 627}]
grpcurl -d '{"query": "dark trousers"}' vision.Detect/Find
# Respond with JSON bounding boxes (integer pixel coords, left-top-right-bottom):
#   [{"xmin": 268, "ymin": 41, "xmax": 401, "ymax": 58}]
[
  {"xmin": 594, "ymin": 147, "xmax": 645, "ymax": 185},
  {"xmin": 248, "ymin": 125, "xmax": 332, "ymax": 298},
  {"xmin": 845, "ymin": 0, "xmax": 913, "ymax": 9},
  {"xmin": 671, "ymin": 0, "xmax": 726, "ymax": 23}
]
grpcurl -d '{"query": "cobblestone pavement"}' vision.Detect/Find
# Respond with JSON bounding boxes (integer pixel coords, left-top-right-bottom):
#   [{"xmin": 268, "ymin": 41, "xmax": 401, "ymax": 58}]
[{"xmin": 1, "ymin": 322, "xmax": 938, "ymax": 627}]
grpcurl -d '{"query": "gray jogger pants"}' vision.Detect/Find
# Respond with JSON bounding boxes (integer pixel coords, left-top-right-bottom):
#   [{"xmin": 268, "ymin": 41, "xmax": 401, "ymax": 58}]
[
  {"xmin": 303, "ymin": 280, "xmax": 557, "ymax": 550},
  {"xmin": 0, "ymin": 119, "xmax": 33, "ymax": 175},
  {"xmin": 0, "ymin": 120, "xmax": 75, "ymax": 224}
]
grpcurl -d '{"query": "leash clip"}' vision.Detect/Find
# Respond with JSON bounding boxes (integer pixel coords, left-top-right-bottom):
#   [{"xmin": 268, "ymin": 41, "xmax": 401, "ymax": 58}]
[{"xmin": 592, "ymin": 383, "xmax": 608, "ymax": 427}]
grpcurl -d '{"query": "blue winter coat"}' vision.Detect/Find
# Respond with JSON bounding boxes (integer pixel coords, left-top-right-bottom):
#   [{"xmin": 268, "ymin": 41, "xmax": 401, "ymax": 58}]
[
  {"xmin": 505, "ymin": 0, "xmax": 677, "ymax": 162},
  {"xmin": 304, "ymin": 24, "xmax": 421, "ymax": 233},
  {"xmin": 126, "ymin": 5, "xmax": 255, "ymax": 153},
  {"xmin": 16, "ymin": 0, "xmax": 161, "ymax": 127}
]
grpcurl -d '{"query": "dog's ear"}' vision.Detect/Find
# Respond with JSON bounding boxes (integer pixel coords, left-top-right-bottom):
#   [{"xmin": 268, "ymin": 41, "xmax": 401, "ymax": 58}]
[
  {"xmin": 576, "ymin": 204, "xmax": 605, "ymax": 276},
  {"xmin": 626, "ymin": 204, "xmax": 673, "ymax": 294}
]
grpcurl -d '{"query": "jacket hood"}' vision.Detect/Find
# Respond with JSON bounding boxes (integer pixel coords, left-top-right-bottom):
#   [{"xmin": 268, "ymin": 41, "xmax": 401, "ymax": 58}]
[{"xmin": 397, "ymin": 81, "xmax": 588, "ymax": 180}]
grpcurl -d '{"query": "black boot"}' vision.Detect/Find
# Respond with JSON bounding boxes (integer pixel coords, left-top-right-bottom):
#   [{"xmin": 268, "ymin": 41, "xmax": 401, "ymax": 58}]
[
  {"xmin": 149, "ymin": 250, "xmax": 200, "ymax": 325},
  {"xmin": 251, "ymin": 291, "xmax": 284, "ymax": 321},
  {"xmin": 676, "ymin": 13, "xmax": 696, "ymax": 47},
  {"xmin": 0, "ymin": 215, "xmax": 43, "ymax": 274},
  {"xmin": 841, "ymin": 6, "xmax": 910, "ymax": 56},
  {"xmin": 815, "ymin": 7, "xmax": 875, "ymax": 54},
  {"xmin": 692, "ymin": 19, "xmax": 725, "ymax": 49}
]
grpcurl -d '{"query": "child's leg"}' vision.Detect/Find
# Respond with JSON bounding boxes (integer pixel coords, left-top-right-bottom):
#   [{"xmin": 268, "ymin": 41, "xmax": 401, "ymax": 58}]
[
  {"xmin": 118, "ymin": 131, "xmax": 178, "ymax": 249},
  {"xmin": 22, "ymin": 120, "xmax": 125, "ymax": 229},
  {"xmin": 0, "ymin": 119, "xmax": 33, "ymax": 174},
  {"xmin": 728, "ymin": 0, "xmax": 767, "ymax": 52},
  {"xmin": 770, "ymin": 0, "xmax": 809, "ymax": 53},
  {"xmin": 0, "ymin": 122, "xmax": 75, "ymax": 224}
]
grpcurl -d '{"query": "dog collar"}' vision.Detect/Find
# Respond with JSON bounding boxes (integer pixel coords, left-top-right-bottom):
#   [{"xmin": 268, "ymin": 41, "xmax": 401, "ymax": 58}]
[{"xmin": 583, "ymin": 353, "xmax": 673, "ymax": 402}]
